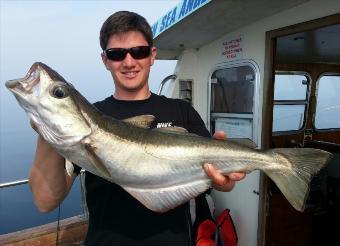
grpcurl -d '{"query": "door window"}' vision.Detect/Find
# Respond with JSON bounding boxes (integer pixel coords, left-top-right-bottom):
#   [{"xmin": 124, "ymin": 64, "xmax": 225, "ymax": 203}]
[
  {"xmin": 315, "ymin": 74, "xmax": 340, "ymax": 129},
  {"xmin": 211, "ymin": 66, "xmax": 255, "ymax": 114},
  {"xmin": 273, "ymin": 73, "xmax": 310, "ymax": 132}
]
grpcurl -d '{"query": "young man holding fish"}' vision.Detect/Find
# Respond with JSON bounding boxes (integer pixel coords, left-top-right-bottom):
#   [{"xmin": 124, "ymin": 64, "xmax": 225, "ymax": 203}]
[{"xmin": 29, "ymin": 11, "xmax": 245, "ymax": 246}]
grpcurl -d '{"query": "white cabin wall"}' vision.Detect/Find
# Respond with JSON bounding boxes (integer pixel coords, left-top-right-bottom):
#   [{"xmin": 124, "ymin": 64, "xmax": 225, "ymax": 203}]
[
  {"xmin": 169, "ymin": 1, "xmax": 339, "ymax": 245},
  {"xmin": 171, "ymin": 44, "xmax": 262, "ymax": 245},
  {"xmin": 172, "ymin": 0, "xmax": 340, "ymax": 125},
  {"xmin": 170, "ymin": 49, "xmax": 199, "ymax": 99}
]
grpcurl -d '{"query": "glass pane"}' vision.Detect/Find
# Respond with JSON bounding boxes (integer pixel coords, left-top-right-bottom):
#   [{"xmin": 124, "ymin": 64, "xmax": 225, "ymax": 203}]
[
  {"xmin": 273, "ymin": 105, "xmax": 305, "ymax": 132},
  {"xmin": 211, "ymin": 66, "xmax": 254, "ymax": 113},
  {"xmin": 274, "ymin": 74, "xmax": 308, "ymax": 100},
  {"xmin": 315, "ymin": 75, "xmax": 340, "ymax": 129}
]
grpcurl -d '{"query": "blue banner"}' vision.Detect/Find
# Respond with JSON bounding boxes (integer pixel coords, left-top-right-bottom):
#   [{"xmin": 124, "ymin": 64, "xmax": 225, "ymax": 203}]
[{"xmin": 152, "ymin": 0, "xmax": 212, "ymax": 38}]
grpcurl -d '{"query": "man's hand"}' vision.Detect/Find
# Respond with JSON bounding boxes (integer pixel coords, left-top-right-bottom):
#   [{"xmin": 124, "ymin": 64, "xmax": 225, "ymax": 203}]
[{"xmin": 203, "ymin": 131, "xmax": 246, "ymax": 192}]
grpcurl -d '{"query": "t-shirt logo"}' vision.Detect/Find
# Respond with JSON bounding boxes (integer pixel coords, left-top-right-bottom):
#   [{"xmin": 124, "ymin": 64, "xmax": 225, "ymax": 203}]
[{"xmin": 156, "ymin": 122, "xmax": 173, "ymax": 128}]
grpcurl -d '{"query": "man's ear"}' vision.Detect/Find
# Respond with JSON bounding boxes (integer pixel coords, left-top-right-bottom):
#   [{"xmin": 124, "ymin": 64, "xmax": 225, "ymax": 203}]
[
  {"xmin": 101, "ymin": 52, "xmax": 110, "ymax": 70},
  {"xmin": 150, "ymin": 46, "xmax": 157, "ymax": 66}
]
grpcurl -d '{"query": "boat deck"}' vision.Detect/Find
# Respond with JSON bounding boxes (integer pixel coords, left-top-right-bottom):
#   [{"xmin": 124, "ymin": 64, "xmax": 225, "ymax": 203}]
[{"xmin": 0, "ymin": 215, "xmax": 88, "ymax": 246}]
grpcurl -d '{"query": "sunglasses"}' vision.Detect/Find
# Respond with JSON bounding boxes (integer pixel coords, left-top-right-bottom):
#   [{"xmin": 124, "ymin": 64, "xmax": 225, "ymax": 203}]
[{"xmin": 104, "ymin": 46, "xmax": 151, "ymax": 61}]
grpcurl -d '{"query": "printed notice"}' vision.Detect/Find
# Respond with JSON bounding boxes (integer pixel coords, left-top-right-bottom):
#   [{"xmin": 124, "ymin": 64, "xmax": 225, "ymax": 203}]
[
  {"xmin": 215, "ymin": 117, "xmax": 252, "ymax": 139},
  {"xmin": 220, "ymin": 36, "xmax": 243, "ymax": 61}
]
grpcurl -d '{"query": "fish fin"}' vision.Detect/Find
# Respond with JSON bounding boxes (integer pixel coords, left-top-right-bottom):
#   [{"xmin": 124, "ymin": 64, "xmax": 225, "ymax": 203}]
[
  {"xmin": 264, "ymin": 148, "xmax": 332, "ymax": 211},
  {"xmin": 153, "ymin": 126, "xmax": 188, "ymax": 133},
  {"xmin": 123, "ymin": 115, "xmax": 155, "ymax": 128},
  {"xmin": 65, "ymin": 159, "xmax": 74, "ymax": 177},
  {"xmin": 228, "ymin": 138, "xmax": 257, "ymax": 149},
  {"xmin": 123, "ymin": 180, "xmax": 211, "ymax": 213},
  {"xmin": 153, "ymin": 127, "xmax": 202, "ymax": 138},
  {"xmin": 83, "ymin": 142, "xmax": 111, "ymax": 179},
  {"xmin": 30, "ymin": 119, "xmax": 40, "ymax": 134}
]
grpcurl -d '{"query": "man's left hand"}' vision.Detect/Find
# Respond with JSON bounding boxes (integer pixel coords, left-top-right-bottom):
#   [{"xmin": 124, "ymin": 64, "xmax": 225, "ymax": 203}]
[{"xmin": 203, "ymin": 131, "xmax": 246, "ymax": 192}]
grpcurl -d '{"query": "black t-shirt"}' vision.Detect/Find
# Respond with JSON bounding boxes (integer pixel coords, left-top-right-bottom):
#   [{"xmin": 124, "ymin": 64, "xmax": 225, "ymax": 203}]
[{"xmin": 81, "ymin": 93, "xmax": 210, "ymax": 246}]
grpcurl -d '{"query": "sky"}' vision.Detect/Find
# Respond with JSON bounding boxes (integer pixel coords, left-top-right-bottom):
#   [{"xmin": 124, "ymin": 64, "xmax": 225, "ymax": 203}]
[
  {"xmin": 0, "ymin": 0, "xmax": 180, "ymax": 182},
  {"xmin": 0, "ymin": 2, "xmax": 179, "ymax": 229},
  {"xmin": 0, "ymin": 0, "xmax": 180, "ymax": 132}
]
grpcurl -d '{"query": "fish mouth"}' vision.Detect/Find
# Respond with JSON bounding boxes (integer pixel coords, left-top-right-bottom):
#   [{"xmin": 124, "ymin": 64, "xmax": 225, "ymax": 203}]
[
  {"xmin": 5, "ymin": 62, "xmax": 67, "ymax": 97},
  {"xmin": 5, "ymin": 63, "xmax": 42, "ymax": 97}
]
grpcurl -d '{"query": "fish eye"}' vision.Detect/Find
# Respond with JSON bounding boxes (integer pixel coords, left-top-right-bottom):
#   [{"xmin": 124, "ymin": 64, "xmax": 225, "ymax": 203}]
[{"xmin": 51, "ymin": 85, "xmax": 69, "ymax": 99}]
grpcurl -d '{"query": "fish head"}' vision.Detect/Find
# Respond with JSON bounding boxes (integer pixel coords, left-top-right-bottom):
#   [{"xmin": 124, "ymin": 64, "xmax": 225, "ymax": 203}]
[{"xmin": 5, "ymin": 62, "xmax": 91, "ymax": 147}]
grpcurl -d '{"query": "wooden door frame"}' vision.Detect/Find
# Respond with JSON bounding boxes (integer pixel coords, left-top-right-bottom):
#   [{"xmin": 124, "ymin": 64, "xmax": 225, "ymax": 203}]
[{"xmin": 258, "ymin": 13, "xmax": 340, "ymax": 246}]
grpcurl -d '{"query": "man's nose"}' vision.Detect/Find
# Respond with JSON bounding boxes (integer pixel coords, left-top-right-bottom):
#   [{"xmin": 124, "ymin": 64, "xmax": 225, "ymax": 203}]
[{"xmin": 122, "ymin": 53, "xmax": 136, "ymax": 67}]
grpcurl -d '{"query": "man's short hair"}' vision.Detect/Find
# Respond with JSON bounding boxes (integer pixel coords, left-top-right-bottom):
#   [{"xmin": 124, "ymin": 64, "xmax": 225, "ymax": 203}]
[{"xmin": 100, "ymin": 11, "xmax": 153, "ymax": 50}]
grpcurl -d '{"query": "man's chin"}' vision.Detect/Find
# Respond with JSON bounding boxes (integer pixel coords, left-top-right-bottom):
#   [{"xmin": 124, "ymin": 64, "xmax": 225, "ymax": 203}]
[
  {"xmin": 117, "ymin": 84, "xmax": 149, "ymax": 95},
  {"xmin": 121, "ymin": 81, "xmax": 147, "ymax": 91}
]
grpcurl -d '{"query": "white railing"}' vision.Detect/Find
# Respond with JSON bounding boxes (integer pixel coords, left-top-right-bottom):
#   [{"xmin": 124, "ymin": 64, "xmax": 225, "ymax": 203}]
[{"xmin": 0, "ymin": 179, "xmax": 29, "ymax": 189}]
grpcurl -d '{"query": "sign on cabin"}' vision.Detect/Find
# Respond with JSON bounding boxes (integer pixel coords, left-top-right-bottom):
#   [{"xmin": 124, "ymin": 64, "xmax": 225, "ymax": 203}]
[{"xmin": 220, "ymin": 36, "xmax": 244, "ymax": 61}]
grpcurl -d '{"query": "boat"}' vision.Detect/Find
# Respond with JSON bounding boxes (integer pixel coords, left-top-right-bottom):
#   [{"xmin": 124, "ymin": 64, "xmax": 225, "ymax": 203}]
[
  {"xmin": 1, "ymin": 0, "xmax": 340, "ymax": 245},
  {"xmin": 153, "ymin": 0, "xmax": 340, "ymax": 245}
]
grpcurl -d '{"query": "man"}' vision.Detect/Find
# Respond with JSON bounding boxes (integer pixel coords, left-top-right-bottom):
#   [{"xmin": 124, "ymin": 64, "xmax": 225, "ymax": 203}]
[{"xmin": 29, "ymin": 11, "xmax": 245, "ymax": 246}]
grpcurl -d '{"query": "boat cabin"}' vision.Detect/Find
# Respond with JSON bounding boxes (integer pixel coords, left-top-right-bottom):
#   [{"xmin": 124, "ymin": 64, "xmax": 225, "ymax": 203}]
[
  {"xmin": 1, "ymin": 1, "xmax": 339, "ymax": 245},
  {"xmin": 152, "ymin": 0, "xmax": 340, "ymax": 245}
]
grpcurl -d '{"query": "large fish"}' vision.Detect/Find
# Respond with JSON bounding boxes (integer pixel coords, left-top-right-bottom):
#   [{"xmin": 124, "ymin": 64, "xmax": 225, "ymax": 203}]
[{"xmin": 5, "ymin": 62, "xmax": 332, "ymax": 212}]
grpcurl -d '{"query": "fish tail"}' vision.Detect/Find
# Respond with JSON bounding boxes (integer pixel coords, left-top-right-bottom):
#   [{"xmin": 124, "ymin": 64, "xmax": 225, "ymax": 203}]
[{"xmin": 263, "ymin": 148, "xmax": 332, "ymax": 212}]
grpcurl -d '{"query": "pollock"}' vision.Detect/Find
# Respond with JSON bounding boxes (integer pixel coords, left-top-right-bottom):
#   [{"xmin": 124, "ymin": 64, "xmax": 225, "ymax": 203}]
[{"xmin": 5, "ymin": 62, "xmax": 333, "ymax": 212}]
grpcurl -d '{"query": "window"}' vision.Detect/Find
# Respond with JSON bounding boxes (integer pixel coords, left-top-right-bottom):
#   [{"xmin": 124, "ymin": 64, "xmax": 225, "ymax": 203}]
[
  {"xmin": 211, "ymin": 66, "xmax": 255, "ymax": 114},
  {"xmin": 209, "ymin": 62, "xmax": 258, "ymax": 140},
  {"xmin": 273, "ymin": 105, "xmax": 305, "ymax": 131},
  {"xmin": 315, "ymin": 74, "xmax": 340, "ymax": 129},
  {"xmin": 273, "ymin": 73, "xmax": 309, "ymax": 132}
]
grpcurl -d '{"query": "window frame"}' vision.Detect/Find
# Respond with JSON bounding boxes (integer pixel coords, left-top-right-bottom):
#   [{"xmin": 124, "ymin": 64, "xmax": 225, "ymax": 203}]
[
  {"xmin": 272, "ymin": 71, "xmax": 311, "ymax": 135},
  {"xmin": 207, "ymin": 60, "xmax": 260, "ymax": 145}
]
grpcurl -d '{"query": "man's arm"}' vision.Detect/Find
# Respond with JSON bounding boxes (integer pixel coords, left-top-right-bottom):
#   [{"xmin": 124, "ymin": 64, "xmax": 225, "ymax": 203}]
[{"xmin": 29, "ymin": 136, "xmax": 76, "ymax": 213}]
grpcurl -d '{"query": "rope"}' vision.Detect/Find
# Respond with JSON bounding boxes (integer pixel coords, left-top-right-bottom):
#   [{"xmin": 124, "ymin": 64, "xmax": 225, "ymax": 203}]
[{"xmin": 55, "ymin": 204, "xmax": 61, "ymax": 246}]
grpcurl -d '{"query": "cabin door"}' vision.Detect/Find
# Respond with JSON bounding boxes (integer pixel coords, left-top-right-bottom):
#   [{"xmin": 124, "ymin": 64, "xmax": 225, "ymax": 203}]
[
  {"xmin": 264, "ymin": 16, "xmax": 340, "ymax": 246},
  {"xmin": 208, "ymin": 60, "xmax": 261, "ymax": 246}
]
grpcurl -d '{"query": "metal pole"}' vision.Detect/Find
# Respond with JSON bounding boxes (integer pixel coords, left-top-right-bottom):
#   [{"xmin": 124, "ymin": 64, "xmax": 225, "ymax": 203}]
[
  {"xmin": 157, "ymin": 74, "xmax": 177, "ymax": 95},
  {"xmin": 0, "ymin": 179, "xmax": 29, "ymax": 189}
]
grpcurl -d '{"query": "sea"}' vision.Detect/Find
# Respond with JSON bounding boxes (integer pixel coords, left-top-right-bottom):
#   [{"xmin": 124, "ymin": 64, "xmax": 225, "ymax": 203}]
[{"xmin": 0, "ymin": 131, "xmax": 83, "ymax": 235}]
